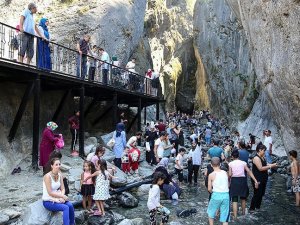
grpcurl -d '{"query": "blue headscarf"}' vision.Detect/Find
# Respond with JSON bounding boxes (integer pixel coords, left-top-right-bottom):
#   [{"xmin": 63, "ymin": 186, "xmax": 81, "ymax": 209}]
[
  {"xmin": 39, "ymin": 18, "xmax": 49, "ymax": 39},
  {"xmin": 115, "ymin": 122, "xmax": 125, "ymax": 137}
]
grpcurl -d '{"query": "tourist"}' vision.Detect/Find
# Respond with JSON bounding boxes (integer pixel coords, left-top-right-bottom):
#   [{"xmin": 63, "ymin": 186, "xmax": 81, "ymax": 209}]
[
  {"xmin": 37, "ymin": 18, "xmax": 51, "ymax": 70},
  {"xmin": 289, "ymin": 150, "xmax": 300, "ymax": 206},
  {"xmin": 229, "ymin": 150, "xmax": 259, "ymax": 219},
  {"xmin": 147, "ymin": 172, "xmax": 169, "ymax": 225},
  {"xmin": 68, "ymin": 111, "xmax": 80, "ymax": 156},
  {"xmin": 162, "ymin": 135, "xmax": 173, "ymax": 158},
  {"xmin": 99, "ymin": 48, "xmax": 110, "ymax": 84},
  {"xmin": 205, "ymin": 126, "xmax": 212, "ymax": 146},
  {"xmin": 154, "ymin": 131, "xmax": 167, "ymax": 163},
  {"xmin": 19, "ymin": 3, "xmax": 43, "ymax": 64},
  {"xmin": 175, "ymin": 148, "xmax": 186, "ymax": 186},
  {"xmin": 263, "ymin": 129, "xmax": 273, "ymax": 164},
  {"xmin": 151, "ymin": 71, "xmax": 160, "ymax": 96},
  {"xmin": 187, "ymin": 141, "xmax": 202, "ymax": 186},
  {"xmin": 128, "ymin": 141, "xmax": 141, "ymax": 175},
  {"xmin": 178, "ymin": 125, "xmax": 185, "ymax": 146},
  {"xmin": 157, "ymin": 119, "xmax": 166, "ymax": 132},
  {"xmin": 207, "ymin": 157, "xmax": 230, "ymax": 225},
  {"xmin": 145, "ymin": 123, "xmax": 158, "ymax": 165},
  {"xmin": 84, "ymin": 159, "xmax": 113, "ymax": 216},
  {"xmin": 42, "ymin": 158, "xmax": 75, "ymax": 225},
  {"xmin": 126, "ymin": 58, "xmax": 136, "ymax": 73},
  {"xmin": 112, "ymin": 123, "xmax": 126, "ymax": 169},
  {"xmin": 80, "ymin": 161, "xmax": 96, "ymax": 213},
  {"xmin": 121, "ymin": 147, "xmax": 130, "ymax": 175},
  {"xmin": 169, "ymin": 122, "xmax": 180, "ymax": 155},
  {"xmin": 88, "ymin": 45, "xmax": 98, "ymax": 81},
  {"xmin": 207, "ymin": 139, "xmax": 225, "ymax": 161},
  {"xmin": 145, "ymin": 69, "xmax": 152, "ymax": 94},
  {"xmin": 249, "ymin": 144, "xmax": 277, "ymax": 211},
  {"xmin": 39, "ymin": 122, "xmax": 60, "ymax": 173},
  {"xmin": 90, "ymin": 145, "xmax": 105, "ymax": 169},
  {"xmin": 76, "ymin": 34, "xmax": 91, "ymax": 79},
  {"xmin": 154, "ymin": 158, "xmax": 181, "ymax": 200},
  {"xmin": 127, "ymin": 131, "xmax": 142, "ymax": 148},
  {"xmin": 238, "ymin": 140, "xmax": 249, "ymax": 164}
]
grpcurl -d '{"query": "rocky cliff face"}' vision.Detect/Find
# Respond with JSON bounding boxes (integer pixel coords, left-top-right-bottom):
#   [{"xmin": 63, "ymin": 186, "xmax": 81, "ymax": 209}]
[{"xmin": 193, "ymin": 0, "xmax": 300, "ymax": 155}]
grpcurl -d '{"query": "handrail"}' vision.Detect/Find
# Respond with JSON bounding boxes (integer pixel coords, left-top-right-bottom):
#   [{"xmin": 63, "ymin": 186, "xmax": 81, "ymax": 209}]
[
  {"xmin": 0, "ymin": 21, "xmax": 159, "ymax": 97},
  {"xmin": 0, "ymin": 21, "xmax": 148, "ymax": 80}
]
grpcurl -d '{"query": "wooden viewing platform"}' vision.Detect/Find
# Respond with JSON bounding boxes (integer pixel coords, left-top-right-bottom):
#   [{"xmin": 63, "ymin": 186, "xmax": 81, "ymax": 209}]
[{"xmin": 0, "ymin": 22, "xmax": 162, "ymax": 169}]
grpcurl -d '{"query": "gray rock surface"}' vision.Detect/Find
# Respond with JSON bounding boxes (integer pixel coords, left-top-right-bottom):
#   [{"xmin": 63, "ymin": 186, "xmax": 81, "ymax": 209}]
[
  {"xmin": 131, "ymin": 218, "xmax": 146, "ymax": 225},
  {"xmin": 87, "ymin": 213, "xmax": 114, "ymax": 225},
  {"xmin": 22, "ymin": 200, "xmax": 52, "ymax": 225},
  {"xmin": 117, "ymin": 219, "xmax": 133, "ymax": 225},
  {"xmin": 117, "ymin": 192, "xmax": 139, "ymax": 208},
  {"xmin": 0, "ymin": 214, "xmax": 9, "ymax": 224}
]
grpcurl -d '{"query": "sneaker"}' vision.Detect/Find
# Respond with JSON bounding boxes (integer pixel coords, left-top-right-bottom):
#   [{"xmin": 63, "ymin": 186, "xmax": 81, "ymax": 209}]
[{"xmin": 71, "ymin": 151, "xmax": 79, "ymax": 157}]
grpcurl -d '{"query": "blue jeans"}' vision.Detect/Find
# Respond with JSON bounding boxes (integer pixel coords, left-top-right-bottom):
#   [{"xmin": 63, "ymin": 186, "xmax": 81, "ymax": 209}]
[
  {"xmin": 205, "ymin": 136, "xmax": 211, "ymax": 145},
  {"xmin": 265, "ymin": 150, "xmax": 272, "ymax": 164},
  {"xmin": 76, "ymin": 55, "xmax": 87, "ymax": 79},
  {"xmin": 43, "ymin": 201, "xmax": 75, "ymax": 225}
]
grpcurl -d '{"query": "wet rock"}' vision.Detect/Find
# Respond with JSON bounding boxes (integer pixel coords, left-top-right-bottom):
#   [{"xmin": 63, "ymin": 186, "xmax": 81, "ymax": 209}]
[
  {"xmin": 22, "ymin": 200, "xmax": 52, "ymax": 225},
  {"xmin": 87, "ymin": 213, "xmax": 114, "ymax": 225},
  {"xmin": 118, "ymin": 219, "xmax": 133, "ymax": 225},
  {"xmin": 138, "ymin": 166, "xmax": 154, "ymax": 178},
  {"xmin": 0, "ymin": 214, "xmax": 9, "ymax": 224},
  {"xmin": 110, "ymin": 211, "xmax": 126, "ymax": 224},
  {"xmin": 107, "ymin": 162, "xmax": 127, "ymax": 187},
  {"xmin": 2, "ymin": 208, "xmax": 22, "ymax": 219},
  {"xmin": 75, "ymin": 210, "xmax": 85, "ymax": 224},
  {"xmin": 176, "ymin": 208, "xmax": 197, "ymax": 218},
  {"xmin": 280, "ymin": 160, "xmax": 289, "ymax": 167},
  {"xmin": 101, "ymin": 132, "xmax": 114, "ymax": 149},
  {"xmin": 170, "ymin": 222, "xmax": 183, "ymax": 225},
  {"xmin": 131, "ymin": 218, "xmax": 146, "ymax": 225},
  {"xmin": 85, "ymin": 137, "xmax": 98, "ymax": 155},
  {"xmin": 102, "ymin": 148, "xmax": 116, "ymax": 162},
  {"xmin": 117, "ymin": 192, "xmax": 139, "ymax": 208}
]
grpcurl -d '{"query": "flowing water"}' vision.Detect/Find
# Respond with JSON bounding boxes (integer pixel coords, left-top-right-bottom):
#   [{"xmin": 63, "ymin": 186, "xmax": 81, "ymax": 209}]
[{"xmin": 113, "ymin": 173, "xmax": 300, "ymax": 224}]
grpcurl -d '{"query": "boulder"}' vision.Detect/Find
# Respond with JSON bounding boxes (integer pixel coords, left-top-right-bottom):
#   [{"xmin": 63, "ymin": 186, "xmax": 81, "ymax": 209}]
[
  {"xmin": 138, "ymin": 167, "xmax": 154, "ymax": 178},
  {"xmin": 136, "ymin": 184, "xmax": 151, "ymax": 197},
  {"xmin": 87, "ymin": 213, "xmax": 114, "ymax": 225},
  {"xmin": 22, "ymin": 200, "xmax": 52, "ymax": 225},
  {"xmin": 85, "ymin": 144, "xmax": 95, "ymax": 156},
  {"xmin": 49, "ymin": 212, "xmax": 63, "ymax": 225},
  {"xmin": 102, "ymin": 148, "xmax": 116, "ymax": 162},
  {"xmin": 0, "ymin": 214, "xmax": 9, "ymax": 224},
  {"xmin": 131, "ymin": 218, "xmax": 146, "ymax": 225},
  {"xmin": 75, "ymin": 210, "xmax": 85, "ymax": 224},
  {"xmin": 69, "ymin": 168, "xmax": 83, "ymax": 181},
  {"xmin": 101, "ymin": 132, "xmax": 114, "ymax": 148},
  {"xmin": 118, "ymin": 219, "xmax": 133, "ymax": 225},
  {"xmin": 110, "ymin": 211, "xmax": 126, "ymax": 224},
  {"xmin": 117, "ymin": 192, "xmax": 139, "ymax": 208},
  {"xmin": 84, "ymin": 137, "xmax": 98, "ymax": 156},
  {"xmin": 2, "ymin": 208, "xmax": 22, "ymax": 220},
  {"xmin": 107, "ymin": 162, "xmax": 127, "ymax": 187}
]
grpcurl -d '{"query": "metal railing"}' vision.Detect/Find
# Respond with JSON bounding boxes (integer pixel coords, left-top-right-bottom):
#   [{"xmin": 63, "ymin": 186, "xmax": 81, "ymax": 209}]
[{"xmin": 0, "ymin": 22, "xmax": 159, "ymax": 97}]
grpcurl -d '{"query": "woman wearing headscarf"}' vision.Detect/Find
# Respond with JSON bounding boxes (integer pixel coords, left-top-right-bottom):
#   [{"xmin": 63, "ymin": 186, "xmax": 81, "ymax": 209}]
[
  {"xmin": 37, "ymin": 18, "xmax": 51, "ymax": 70},
  {"xmin": 40, "ymin": 122, "xmax": 60, "ymax": 173},
  {"xmin": 112, "ymin": 123, "xmax": 126, "ymax": 169},
  {"xmin": 153, "ymin": 157, "xmax": 181, "ymax": 200}
]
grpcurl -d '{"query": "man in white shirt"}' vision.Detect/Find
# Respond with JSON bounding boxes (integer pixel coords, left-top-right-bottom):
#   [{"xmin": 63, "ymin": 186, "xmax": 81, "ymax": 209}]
[
  {"xmin": 99, "ymin": 48, "xmax": 110, "ymax": 84},
  {"xmin": 154, "ymin": 132, "xmax": 167, "ymax": 163},
  {"xmin": 187, "ymin": 142, "xmax": 202, "ymax": 185},
  {"xmin": 126, "ymin": 58, "xmax": 136, "ymax": 73},
  {"xmin": 263, "ymin": 129, "xmax": 273, "ymax": 164}
]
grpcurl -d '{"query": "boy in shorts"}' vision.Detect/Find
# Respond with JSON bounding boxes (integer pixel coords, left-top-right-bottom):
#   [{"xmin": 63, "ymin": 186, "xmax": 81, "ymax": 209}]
[{"xmin": 207, "ymin": 157, "xmax": 230, "ymax": 225}]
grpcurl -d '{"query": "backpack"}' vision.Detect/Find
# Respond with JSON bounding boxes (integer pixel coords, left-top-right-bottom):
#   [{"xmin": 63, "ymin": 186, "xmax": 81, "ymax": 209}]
[
  {"xmin": 11, "ymin": 36, "xmax": 19, "ymax": 50},
  {"xmin": 151, "ymin": 77, "xmax": 159, "ymax": 88}
]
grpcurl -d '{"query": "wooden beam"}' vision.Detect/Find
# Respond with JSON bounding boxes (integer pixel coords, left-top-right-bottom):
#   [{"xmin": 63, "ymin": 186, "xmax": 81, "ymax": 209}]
[
  {"xmin": 52, "ymin": 90, "xmax": 70, "ymax": 122},
  {"xmin": 156, "ymin": 102, "xmax": 160, "ymax": 121},
  {"xmin": 144, "ymin": 106, "xmax": 147, "ymax": 125},
  {"xmin": 126, "ymin": 112, "xmax": 138, "ymax": 133},
  {"xmin": 79, "ymin": 84, "xmax": 85, "ymax": 158},
  {"xmin": 113, "ymin": 92, "xmax": 118, "ymax": 126},
  {"xmin": 32, "ymin": 77, "xmax": 40, "ymax": 170},
  {"xmin": 137, "ymin": 98, "xmax": 142, "ymax": 131},
  {"xmin": 84, "ymin": 98, "xmax": 97, "ymax": 118},
  {"xmin": 8, "ymin": 82, "xmax": 34, "ymax": 142}
]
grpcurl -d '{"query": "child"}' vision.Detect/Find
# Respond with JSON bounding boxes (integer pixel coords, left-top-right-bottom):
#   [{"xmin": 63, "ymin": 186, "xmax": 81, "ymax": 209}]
[
  {"xmin": 207, "ymin": 157, "xmax": 230, "ymax": 225},
  {"xmin": 175, "ymin": 148, "xmax": 186, "ymax": 186},
  {"xmin": 289, "ymin": 150, "xmax": 300, "ymax": 206},
  {"xmin": 147, "ymin": 172, "xmax": 169, "ymax": 225},
  {"xmin": 128, "ymin": 142, "xmax": 141, "ymax": 175},
  {"xmin": 121, "ymin": 147, "xmax": 130, "ymax": 175},
  {"xmin": 84, "ymin": 159, "xmax": 113, "ymax": 216},
  {"xmin": 80, "ymin": 161, "xmax": 96, "ymax": 213}
]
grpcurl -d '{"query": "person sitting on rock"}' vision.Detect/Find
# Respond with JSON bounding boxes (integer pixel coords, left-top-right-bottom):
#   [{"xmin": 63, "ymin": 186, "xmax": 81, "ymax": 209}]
[
  {"xmin": 121, "ymin": 147, "xmax": 130, "ymax": 175},
  {"xmin": 42, "ymin": 158, "xmax": 75, "ymax": 225},
  {"xmin": 128, "ymin": 142, "xmax": 141, "ymax": 175}
]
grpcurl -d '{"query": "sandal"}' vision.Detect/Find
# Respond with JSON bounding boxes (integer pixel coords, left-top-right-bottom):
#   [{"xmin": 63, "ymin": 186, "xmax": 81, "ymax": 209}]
[{"xmin": 93, "ymin": 210, "xmax": 102, "ymax": 216}]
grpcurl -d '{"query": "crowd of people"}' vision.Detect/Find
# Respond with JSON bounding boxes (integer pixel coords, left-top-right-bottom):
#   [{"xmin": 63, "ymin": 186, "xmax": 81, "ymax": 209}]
[
  {"xmin": 10, "ymin": 3, "xmax": 160, "ymax": 96},
  {"xmin": 38, "ymin": 108, "xmax": 300, "ymax": 224}
]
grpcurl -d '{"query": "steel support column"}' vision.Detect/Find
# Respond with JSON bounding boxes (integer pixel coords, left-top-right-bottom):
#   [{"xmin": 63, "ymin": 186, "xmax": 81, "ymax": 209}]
[
  {"xmin": 137, "ymin": 98, "xmax": 142, "ymax": 131},
  {"xmin": 113, "ymin": 92, "xmax": 118, "ymax": 126},
  {"xmin": 32, "ymin": 77, "xmax": 40, "ymax": 170},
  {"xmin": 156, "ymin": 102, "xmax": 160, "ymax": 121},
  {"xmin": 79, "ymin": 84, "xmax": 85, "ymax": 158}
]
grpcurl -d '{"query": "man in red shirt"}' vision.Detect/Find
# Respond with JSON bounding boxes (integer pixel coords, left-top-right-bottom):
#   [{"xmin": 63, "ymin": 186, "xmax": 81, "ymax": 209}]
[{"xmin": 157, "ymin": 119, "xmax": 166, "ymax": 132}]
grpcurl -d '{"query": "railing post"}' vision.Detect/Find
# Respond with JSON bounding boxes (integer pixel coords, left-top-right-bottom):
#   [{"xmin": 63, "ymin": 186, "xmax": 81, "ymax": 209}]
[
  {"xmin": 32, "ymin": 76, "xmax": 40, "ymax": 170},
  {"xmin": 79, "ymin": 84, "xmax": 85, "ymax": 157}
]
